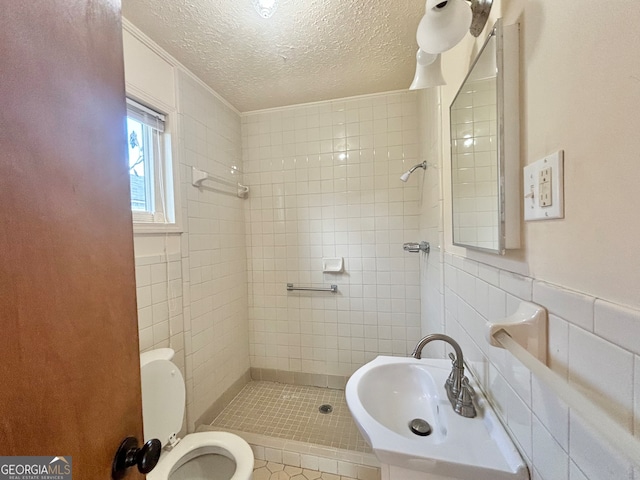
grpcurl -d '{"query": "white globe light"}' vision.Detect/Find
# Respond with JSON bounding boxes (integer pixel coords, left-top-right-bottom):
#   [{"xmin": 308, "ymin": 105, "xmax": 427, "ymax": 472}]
[
  {"xmin": 416, "ymin": 0, "xmax": 472, "ymax": 54},
  {"xmin": 409, "ymin": 52, "xmax": 446, "ymax": 90},
  {"xmin": 416, "ymin": 49, "xmax": 438, "ymax": 66}
]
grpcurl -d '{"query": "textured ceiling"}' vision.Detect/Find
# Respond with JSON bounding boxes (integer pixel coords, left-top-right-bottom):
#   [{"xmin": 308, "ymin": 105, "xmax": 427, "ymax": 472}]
[{"xmin": 122, "ymin": 0, "xmax": 425, "ymax": 112}]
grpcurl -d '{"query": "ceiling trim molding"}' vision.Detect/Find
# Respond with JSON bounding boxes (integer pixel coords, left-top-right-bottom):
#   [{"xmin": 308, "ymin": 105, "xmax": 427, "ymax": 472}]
[
  {"xmin": 122, "ymin": 17, "xmax": 241, "ymax": 116},
  {"xmin": 241, "ymin": 88, "xmax": 414, "ymax": 117}
]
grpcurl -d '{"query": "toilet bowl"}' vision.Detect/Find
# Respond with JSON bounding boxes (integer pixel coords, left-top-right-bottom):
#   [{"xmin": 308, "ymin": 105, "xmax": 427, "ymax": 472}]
[{"xmin": 140, "ymin": 349, "xmax": 254, "ymax": 480}]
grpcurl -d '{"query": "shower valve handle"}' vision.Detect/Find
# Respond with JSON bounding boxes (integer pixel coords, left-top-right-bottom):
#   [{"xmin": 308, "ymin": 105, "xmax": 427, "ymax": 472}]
[{"xmin": 403, "ymin": 241, "xmax": 430, "ymax": 254}]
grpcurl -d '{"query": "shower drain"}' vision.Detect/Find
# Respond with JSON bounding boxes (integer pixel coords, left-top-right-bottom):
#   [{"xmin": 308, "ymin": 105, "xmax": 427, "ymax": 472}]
[{"xmin": 318, "ymin": 404, "xmax": 333, "ymax": 414}]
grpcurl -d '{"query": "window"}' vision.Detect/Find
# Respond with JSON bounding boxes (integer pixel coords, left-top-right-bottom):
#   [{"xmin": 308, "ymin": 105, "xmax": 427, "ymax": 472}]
[{"xmin": 126, "ymin": 98, "xmax": 175, "ymax": 225}]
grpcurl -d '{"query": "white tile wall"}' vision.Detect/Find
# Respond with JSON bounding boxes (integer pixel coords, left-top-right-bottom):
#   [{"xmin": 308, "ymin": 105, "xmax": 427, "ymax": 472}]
[
  {"xmin": 135, "ymin": 253, "xmax": 185, "ymax": 374},
  {"xmin": 569, "ymin": 414, "xmax": 633, "ymax": 480},
  {"xmin": 177, "ymin": 71, "xmax": 250, "ymax": 428},
  {"xmin": 417, "ymin": 88, "xmax": 446, "ymax": 359},
  {"xmin": 532, "ymin": 415, "xmax": 568, "ymax": 480},
  {"xmin": 533, "ymin": 281, "xmax": 594, "ymax": 331},
  {"xmin": 134, "ymin": 71, "xmax": 249, "ymax": 431},
  {"xmin": 531, "ymin": 377, "xmax": 569, "ymax": 451},
  {"xmin": 242, "ymin": 91, "xmax": 422, "ymax": 377},
  {"xmin": 568, "ymin": 324, "xmax": 634, "ymax": 429},
  {"xmin": 569, "ymin": 461, "xmax": 589, "ymax": 480},
  {"xmin": 594, "ymin": 300, "xmax": 640, "ymax": 355},
  {"xmin": 440, "ymin": 253, "xmax": 640, "ymax": 480}
]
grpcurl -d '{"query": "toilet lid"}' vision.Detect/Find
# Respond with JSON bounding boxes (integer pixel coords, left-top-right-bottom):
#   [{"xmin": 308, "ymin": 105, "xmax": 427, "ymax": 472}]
[
  {"xmin": 140, "ymin": 359, "xmax": 185, "ymax": 445},
  {"xmin": 140, "ymin": 348, "xmax": 175, "ymax": 366}
]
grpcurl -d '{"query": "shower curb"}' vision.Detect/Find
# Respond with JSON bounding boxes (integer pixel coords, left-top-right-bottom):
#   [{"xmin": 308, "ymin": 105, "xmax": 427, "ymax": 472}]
[{"xmin": 198, "ymin": 425, "xmax": 381, "ymax": 480}]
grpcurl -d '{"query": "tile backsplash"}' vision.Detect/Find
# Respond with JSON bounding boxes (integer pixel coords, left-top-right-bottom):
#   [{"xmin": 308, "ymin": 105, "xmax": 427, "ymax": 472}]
[{"xmin": 440, "ymin": 253, "xmax": 640, "ymax": 480}]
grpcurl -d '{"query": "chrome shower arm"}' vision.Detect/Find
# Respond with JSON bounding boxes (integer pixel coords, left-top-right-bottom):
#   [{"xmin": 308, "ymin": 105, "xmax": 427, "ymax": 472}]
[
  {"xmin": 408, "ymin": 161, "xmax": 427, "ymax": 174},
  {"xmin": 400, "ymin": 161, "xmax": 428, "ymax": 182}
]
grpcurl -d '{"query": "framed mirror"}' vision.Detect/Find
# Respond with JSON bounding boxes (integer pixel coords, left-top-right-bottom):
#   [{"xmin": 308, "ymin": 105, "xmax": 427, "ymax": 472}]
[{"xmin": 450, "ymin": 20, "xmax": 520, "ymax": 254}]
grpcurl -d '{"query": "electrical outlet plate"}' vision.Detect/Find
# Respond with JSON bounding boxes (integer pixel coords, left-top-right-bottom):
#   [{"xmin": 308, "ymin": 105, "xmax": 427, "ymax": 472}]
[{"xmin": 524, "ymin": 151, "xmax": 564, "ymax": 221}]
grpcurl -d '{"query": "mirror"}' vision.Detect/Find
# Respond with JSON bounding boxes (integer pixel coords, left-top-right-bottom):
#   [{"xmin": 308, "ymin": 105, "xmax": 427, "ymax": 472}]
[{"xmin": 450, "ymin": 20, "xmax": 520, "ymax": 254}]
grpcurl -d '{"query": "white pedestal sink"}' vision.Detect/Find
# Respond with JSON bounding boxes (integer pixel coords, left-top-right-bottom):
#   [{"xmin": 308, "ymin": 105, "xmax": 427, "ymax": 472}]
[{"xmin": 345, "ymin": 356, "xmax": 528, "ymax": 480}]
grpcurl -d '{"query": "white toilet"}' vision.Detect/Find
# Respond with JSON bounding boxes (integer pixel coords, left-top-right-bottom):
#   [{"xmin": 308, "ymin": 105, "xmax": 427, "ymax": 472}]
[{"xmin": 140, "ymin": 348, "xmax": 254, "ymax": 480}]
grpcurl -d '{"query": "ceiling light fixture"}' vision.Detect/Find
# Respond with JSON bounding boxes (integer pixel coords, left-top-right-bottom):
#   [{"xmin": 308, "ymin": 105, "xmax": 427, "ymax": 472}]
[
  {"xmin": 417, "ymin": 0, "xmax": 472, "ymax": 54},
  {"xmin": 409, "ymin": 50, "xmax": 446, "ymax": 90},
  {"xmin": 410, "ymin": 0, "xmax": 493, "ymax": 89},
  {"xmin": 252, "ymin": 0, "xmax": 278, "ymax": 18}
]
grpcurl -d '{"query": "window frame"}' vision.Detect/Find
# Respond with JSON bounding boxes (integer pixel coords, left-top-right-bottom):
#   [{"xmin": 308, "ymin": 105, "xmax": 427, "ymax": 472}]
[{"xmin": 125, "ymin": 92, "xmax": 182, "ymax": 235}]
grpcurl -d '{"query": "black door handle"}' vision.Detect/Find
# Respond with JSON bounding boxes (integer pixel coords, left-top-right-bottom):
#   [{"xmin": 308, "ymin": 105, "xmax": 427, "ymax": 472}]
[{"xmin": 112, "ymin": 436, "xmax": 162, "ymax": 479}]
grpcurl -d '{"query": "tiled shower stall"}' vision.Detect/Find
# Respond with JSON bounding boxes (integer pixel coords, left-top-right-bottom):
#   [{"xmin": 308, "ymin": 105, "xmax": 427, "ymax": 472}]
[{"xmin": 242, "ymin": 92, "xmax": 424, "ymax": 383}]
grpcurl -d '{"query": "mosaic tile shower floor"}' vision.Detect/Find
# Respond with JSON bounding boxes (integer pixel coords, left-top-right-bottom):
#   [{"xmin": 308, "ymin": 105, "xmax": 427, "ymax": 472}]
[{"xmin": 211, "ymin": 381, "xmax": 371, "ymax": 453}]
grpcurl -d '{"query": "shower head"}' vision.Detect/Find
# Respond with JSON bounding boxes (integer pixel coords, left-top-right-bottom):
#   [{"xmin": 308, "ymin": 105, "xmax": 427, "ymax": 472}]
[{"xmin": 400, "ymin": 161, "xmax": 428, "ymax": 182}]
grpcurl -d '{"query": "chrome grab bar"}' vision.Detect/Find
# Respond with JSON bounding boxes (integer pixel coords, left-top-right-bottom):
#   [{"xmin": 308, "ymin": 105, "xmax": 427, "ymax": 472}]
[{"xmin": 286, "ymin": 283, "xmax": 338, "ymax": 293}]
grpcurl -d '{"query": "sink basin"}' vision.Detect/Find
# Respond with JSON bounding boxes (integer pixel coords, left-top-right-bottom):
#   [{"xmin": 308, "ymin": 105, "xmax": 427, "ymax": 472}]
[{"xmin": 346, "ymin": 356, "xmax": 528, "ymax": 480}]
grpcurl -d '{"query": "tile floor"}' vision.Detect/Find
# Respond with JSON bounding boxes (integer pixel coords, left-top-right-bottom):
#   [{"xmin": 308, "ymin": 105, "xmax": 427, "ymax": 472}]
[
  {"xmin": 253, "ymin": 460, "xmax": 357, "ymax": 480},
  {"xmin": 212, "ymin": 381, "xmax": 371, "ymax": 453}
]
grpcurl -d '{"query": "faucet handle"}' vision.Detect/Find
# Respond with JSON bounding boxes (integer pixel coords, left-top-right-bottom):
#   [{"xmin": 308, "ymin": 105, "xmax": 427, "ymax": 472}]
[
  {"xmin": 448, "ymin": 352, "xmax": 459, "ymax": 367},
  {"xmin": 454, "ymin": 376, "xmax": 477, "ymax": 418},
  {"xmin": 445, "ymin": 353, "xmax": 457, "ymax": 383},
  {"xmin": 461, "ymin": 377, "xmax": 475, "ymax": 397},
  {"xmin": 445, "ymin": 353, "xmax": 463, "ymax": 399}
]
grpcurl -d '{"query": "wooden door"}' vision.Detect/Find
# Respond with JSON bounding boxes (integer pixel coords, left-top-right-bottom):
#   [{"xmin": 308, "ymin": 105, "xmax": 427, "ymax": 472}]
[{"xmin": 0, "ymin": 2, "xmax": 144, "ymax": 479}]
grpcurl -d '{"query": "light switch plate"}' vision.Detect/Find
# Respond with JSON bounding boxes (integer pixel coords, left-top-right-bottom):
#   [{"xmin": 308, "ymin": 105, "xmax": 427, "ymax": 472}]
[{"xmin": 524, "ymin": 151, "xmax": 564, "ymax": 221}]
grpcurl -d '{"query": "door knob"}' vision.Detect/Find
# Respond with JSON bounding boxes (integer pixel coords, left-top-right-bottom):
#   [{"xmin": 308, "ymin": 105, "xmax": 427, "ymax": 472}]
[{"xmin": 112, "ymin": 436, "xmax": 161, "ymax": 479}]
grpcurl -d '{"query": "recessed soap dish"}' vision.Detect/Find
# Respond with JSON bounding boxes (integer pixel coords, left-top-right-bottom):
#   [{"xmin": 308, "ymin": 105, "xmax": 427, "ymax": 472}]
[{"xmin": 322, "ymin": 257, "xmax": 344, "ymax": 273}]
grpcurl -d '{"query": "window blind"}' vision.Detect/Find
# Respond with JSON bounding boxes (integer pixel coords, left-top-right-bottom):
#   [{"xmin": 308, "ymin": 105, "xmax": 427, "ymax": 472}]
[{"xmin": 126, "ymin": 98, "xmax": 165, "ymax": 132}]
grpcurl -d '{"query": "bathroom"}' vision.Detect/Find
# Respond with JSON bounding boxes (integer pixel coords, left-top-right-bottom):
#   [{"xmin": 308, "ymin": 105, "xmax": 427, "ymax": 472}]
[{"xmin": 1, "ymin": 1, "xmax": 639, "ymax": 480}]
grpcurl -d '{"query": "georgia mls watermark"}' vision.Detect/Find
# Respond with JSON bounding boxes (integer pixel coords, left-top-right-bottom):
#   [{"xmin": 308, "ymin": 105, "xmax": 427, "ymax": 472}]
[{"xmin": 0, "ymin": 456, "xmax": 72, "ymax": 480}]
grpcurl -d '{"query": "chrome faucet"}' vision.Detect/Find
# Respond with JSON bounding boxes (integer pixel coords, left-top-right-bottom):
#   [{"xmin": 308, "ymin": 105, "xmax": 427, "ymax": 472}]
[{"xmin": 411, "ymin": 334, "xmax": 476, "ymax": 418}]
